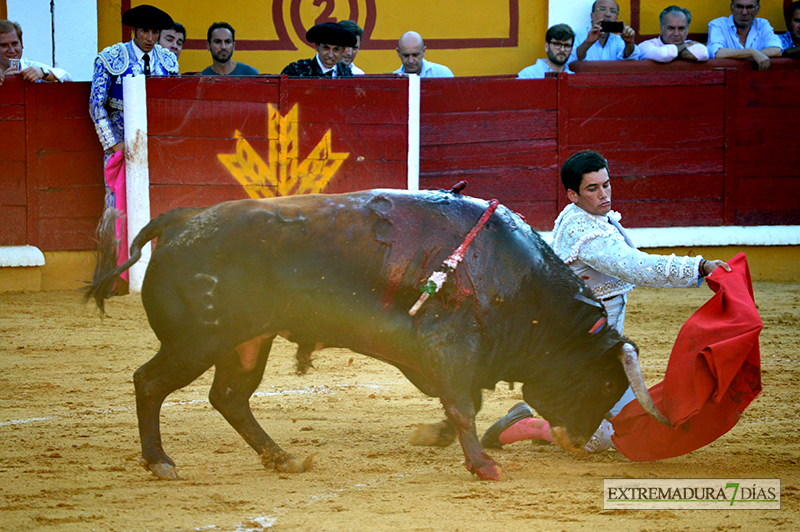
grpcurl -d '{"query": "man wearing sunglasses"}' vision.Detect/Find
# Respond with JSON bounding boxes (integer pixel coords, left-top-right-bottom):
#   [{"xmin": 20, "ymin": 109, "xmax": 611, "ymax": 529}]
[
  {"xmin": 518, "ymin": 24, "xmax": 575, "ymax": 78},
  {"xmin": 707, "ymin": 1, "xmax": 781, "ymax": 70}
]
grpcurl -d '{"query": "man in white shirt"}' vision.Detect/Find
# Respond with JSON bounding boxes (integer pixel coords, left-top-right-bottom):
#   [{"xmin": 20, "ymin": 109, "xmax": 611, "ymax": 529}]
[
  {"xmin": 570, "ymin": 0, "xmax": 640, "ymax": 63},
  {"xmin": 394, "ymin": 31, "xmax": 454, "ymax": 77},
  {"xmin": 0, "ymin": 19, "xmax": 72, "ymax": 85},
  {"xmin": 707, "ymin": 1, "xmax": 781, "ymax": 70},
  {"xmin": 517, "ymin": 24, "xmax": 575, "ymax": 78},
  {"xmin": 338, "ymin": 20, "xmax": 365, "ymax": 75},
  {"xmin": 639, "ymin": 6, "xmax": 708, "ymax": 62}
]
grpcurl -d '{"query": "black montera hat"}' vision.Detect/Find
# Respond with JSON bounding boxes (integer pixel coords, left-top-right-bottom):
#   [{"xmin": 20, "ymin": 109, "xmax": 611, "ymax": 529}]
[
  {"xmin": 122, "ymin": 5, "xmax": 174, "ymax": 30},
  {"xmin": 306, "ymin": 22, "xmax": 357, "ymax": 47}
]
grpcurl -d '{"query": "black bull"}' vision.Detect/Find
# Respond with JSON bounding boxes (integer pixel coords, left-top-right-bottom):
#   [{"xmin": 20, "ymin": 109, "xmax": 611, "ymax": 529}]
[{"xmin": 87, "ymin": 189, "xmax": 664, "ymax": 481}]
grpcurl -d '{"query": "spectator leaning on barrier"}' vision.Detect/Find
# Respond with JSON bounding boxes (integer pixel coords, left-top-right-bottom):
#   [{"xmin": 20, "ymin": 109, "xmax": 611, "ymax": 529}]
[
  {"xmin": 338, "ymin": 20, "xmax": 365, "ymax": 75},
  {"xmin": 570, "ymin": 0, "xmax": 640, "ymax": 63},
  {"xmin": 639, "ymin": 6, "xmax": 708, "ymax": 62},
  {"xmin": 0, "ymin": 19, "xmax": 72, "ymax": 84},
  {"xmin": 201, "ymin": 22, "xmax": 259, "ymax": 76},
  {"xmin": 394, "ymin": 31, "xmax": 454, "ymax": 77},
  {"xmin": 780, "ymin": 1, "xmax": 800, "ymax": 57},
  {"xmin": 281, "ymin": 22, "xmax": 356, "ymax": 77},
  {"xmin": 707, "ymin": 0, "xmax": 781, "ymax": 70},
  {"xmin": 159, "ymin": 22, "xmax": 186, "ymax": 61},
  {"xmin": 517, "ymin": 23, "xmax": 575, "ymax": 78}
]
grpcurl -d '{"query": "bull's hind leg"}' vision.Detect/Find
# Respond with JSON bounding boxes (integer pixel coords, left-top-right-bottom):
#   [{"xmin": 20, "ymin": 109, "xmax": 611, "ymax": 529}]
[
  {"xmin": 209, "ymin": 336, "xmax": 303, "ymax": 473},
  {"xmin": 134, "ymin": 343, "xmax": 217, "ymax": 480}
]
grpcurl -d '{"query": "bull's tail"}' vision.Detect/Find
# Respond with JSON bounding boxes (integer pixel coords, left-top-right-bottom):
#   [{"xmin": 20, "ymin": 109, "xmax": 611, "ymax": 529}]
[{"xmin": 85, "ymin": 206, "xmax": 203, "ymax": 314}]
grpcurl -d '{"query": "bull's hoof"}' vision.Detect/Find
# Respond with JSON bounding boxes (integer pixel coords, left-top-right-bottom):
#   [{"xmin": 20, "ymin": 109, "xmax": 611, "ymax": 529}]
[
  {"xmin": 474, "ymin": 462, "xmax": 509, "ymax": 481},
  {"xmin": 139, "ymin": 458, "xmax": 178, "ymax": 480},
  {"xmin": 261, "ymin": 450, "xmax": 306, "ymax": 473},
  {"xmin": 408, "ymin": 421, "xmax": 456, "ymax": 447},
  {"xmin": 276, "ymin": 457, "xmax": 305, "ymax": 473}
]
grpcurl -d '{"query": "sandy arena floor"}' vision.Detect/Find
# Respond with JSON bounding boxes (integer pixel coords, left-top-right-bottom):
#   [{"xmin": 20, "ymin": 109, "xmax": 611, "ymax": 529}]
[{"xmin": 0, "ymin": 281, "xmax": 798, "ymax": 531}]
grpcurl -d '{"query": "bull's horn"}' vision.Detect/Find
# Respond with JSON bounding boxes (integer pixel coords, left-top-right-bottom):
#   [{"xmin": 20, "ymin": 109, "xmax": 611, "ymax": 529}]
[{"xmin": 619, "ymin": 343, "xmax": 670, "ymax": 426}]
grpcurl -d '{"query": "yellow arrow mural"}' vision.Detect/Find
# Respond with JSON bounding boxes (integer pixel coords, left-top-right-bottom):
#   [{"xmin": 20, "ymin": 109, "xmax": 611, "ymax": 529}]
[{"xmin": 218, "ymin": 104, "xmax": 350, "ymax": 198}]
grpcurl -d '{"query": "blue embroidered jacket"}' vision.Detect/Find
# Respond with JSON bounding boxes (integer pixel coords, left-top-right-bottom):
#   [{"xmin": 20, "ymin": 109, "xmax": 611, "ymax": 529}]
[{"xmin": 90, "ymin": 40, "xmax": 179, "ymax": 151}]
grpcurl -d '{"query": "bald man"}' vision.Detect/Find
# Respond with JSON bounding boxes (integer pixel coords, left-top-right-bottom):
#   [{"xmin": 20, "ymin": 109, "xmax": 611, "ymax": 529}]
[{"xmin": 393, "ymin": 31, "xmax": 453, "ymax": 77}]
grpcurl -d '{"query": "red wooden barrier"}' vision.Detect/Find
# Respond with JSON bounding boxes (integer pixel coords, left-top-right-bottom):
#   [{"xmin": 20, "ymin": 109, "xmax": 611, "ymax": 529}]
[
  {"xmin": 2, "ymin": 65, "xmax": 799, "ymax": 253},
  {"xmin": 146, "ymin": 75, "xmax": 409, "ymax": 218},
  {"xmin": 420, "ymin": 76, "xmax": 559, "ymax": 229}
]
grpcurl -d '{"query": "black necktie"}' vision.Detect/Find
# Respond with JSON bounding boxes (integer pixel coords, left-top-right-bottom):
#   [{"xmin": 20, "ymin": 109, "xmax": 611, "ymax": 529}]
[
  {"xmin": 324, "ymin": 69, "xmax": 333, "ymax": 78},
  {"xmin": 143, "ymin": 54, "xmax": 150, "ymax": 76}
]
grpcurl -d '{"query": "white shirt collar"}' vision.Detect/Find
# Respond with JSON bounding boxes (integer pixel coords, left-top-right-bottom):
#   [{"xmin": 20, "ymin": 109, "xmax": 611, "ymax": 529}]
[
  {"xmin": 315, "ymin": 54, "xmax": 335, "ymax": 76},
  {"xmin": 131, "ymin": 40, "xmax": 152, "ymax": 63}
]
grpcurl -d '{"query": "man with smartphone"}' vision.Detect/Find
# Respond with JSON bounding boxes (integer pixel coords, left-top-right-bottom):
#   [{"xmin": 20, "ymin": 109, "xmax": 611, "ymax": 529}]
[
  {"xmin": 0, "ymin": 20, "xmax": 72, "ymax": 85},
  {"xmin": 569, "ymin": 0, "xmax": 640, "ymax": 63},
  {"xmin": 639, "ymin": 6, "xmax": 709, "ymax": 62}
]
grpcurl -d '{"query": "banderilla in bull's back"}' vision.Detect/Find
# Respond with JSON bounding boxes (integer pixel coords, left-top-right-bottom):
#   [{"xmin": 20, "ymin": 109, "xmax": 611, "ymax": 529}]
[{"xmin": 86, "ymin": 188, "xmax": 667, "ymax": 481}]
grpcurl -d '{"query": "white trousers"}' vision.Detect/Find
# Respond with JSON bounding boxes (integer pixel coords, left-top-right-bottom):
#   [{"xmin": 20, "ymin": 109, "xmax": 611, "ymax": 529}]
[{"xmin": 584, "ymin": 293, "xmax": 635, "ymax": 452}]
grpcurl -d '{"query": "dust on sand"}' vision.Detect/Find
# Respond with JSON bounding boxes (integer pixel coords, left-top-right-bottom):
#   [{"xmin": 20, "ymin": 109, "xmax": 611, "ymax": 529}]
[{"xmin": 0, "ymin": 283, "xmax": 798, "ymax": 531}]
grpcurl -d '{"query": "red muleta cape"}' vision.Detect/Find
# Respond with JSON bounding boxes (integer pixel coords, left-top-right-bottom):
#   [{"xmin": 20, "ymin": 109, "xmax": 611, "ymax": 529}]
[{"xmin": 611, "ymin": 253, "xmax": 762, "ymax": 461}]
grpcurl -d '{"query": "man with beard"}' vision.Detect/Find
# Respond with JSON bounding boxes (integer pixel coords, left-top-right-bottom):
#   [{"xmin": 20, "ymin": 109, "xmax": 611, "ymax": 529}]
[
  {"xmin": 707, "ymin": 1, "xmax": 781, "ymax": 70},
  {"xmin": 570, "ymin": 0, "xmax": 640, "ymax": 63},
  {"xmin": 281, "ymin": 22, "xmax": 356, "ymax": 77},
  {"xmin": 517, "ymin": 23, "xmax": 575, "ymax": 78},
  {"xmin": 780, "ymin": 1, "xmax": 800, "ymax": 57},
  {"xmin": 201, "ymin": 22, "xmax": 259, "ymax": 76},
  {"xmin": 639, "ymin": 6, "xmax": 708, "ymax": 62}
]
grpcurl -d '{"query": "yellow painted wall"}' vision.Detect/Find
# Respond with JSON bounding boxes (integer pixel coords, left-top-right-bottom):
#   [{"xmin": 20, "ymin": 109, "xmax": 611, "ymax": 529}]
[
  {"xmin": 98, "ymin": 0, "xmax": 549, "ymax": 76},
  {"xmin": 95, "ymin": 1, "xmax": 791, "ymax": 76}
]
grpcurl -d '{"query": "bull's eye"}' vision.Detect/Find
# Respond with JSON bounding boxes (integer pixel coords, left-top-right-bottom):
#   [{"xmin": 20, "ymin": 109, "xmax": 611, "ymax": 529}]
[{"xmin": 604, "ymin": 380, "xmax": 614, "ymax": 393}]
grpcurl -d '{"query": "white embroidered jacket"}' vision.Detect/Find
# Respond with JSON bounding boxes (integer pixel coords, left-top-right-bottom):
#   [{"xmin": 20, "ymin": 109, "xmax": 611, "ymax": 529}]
[{"xmin": 551, "ymin": 204, "xmax": 702, "ymax": 300}]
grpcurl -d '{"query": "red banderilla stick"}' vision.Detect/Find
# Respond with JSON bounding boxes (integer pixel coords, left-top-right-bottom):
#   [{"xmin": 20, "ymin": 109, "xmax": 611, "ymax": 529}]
[{"xmin": 408, "ymin": 199, "xmax": 500, "ymax": 316}]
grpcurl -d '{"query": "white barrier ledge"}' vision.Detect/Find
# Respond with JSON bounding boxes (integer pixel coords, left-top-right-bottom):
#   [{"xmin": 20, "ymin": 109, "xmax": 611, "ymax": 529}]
[
  {"xmin": 537, "ymin": 226, "xmax": 800, "ymax": 247},
  {"xmin": 0, "ymin": 246, "xmax": 46, "ymax": 267}
]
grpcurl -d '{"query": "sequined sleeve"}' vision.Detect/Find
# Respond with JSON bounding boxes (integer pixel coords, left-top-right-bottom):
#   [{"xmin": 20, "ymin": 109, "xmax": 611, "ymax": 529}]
[
  {"xmin": 89, "ymin": 58, "xmax": 120, "ymax": 151},
  {"xmin": 576, "ymin": 231, "xmax": 701, "ymax": 289}
]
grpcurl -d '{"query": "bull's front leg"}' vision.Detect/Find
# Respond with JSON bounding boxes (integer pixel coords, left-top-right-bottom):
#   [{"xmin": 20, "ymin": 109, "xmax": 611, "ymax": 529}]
[{"xmin": 440, "ymin": 398, "xmax": 509, "ymax": 481}]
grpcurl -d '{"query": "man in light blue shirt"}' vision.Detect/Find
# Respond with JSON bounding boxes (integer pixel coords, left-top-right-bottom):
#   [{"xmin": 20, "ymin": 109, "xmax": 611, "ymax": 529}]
[
  {"xmin": 394, "ymin": 31, "xmax": 454, "ymax": 77},
  {"xmin": 518, "ymin": 24, "xmax": 575, "ymax": 78},
  {"xmin": 779, "ymin": 1, "xmax": 800, "ymax": 57},
  {"xmin": 569, "ymin": 0, "xmax": 640, "ymax": 64},
  {"xmin": 707, "ymin": 1, "xmax": 781, "ymax": 70}
]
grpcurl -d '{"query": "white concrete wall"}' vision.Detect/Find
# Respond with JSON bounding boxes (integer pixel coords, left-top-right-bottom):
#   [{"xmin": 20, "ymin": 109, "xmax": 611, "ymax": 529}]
[
  {"xmin": 549, "ymin": 0, "xmax": 594, "ymax": 34},
  {"xmin": 7, "ymin": 0, "xmax": 97, "ymax": 81}
]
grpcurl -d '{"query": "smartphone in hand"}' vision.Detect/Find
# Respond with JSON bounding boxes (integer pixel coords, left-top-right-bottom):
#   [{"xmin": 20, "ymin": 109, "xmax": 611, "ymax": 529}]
[{"xmin": 600, "ymin": 21, "xmax": 624, "ymax": 33}]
